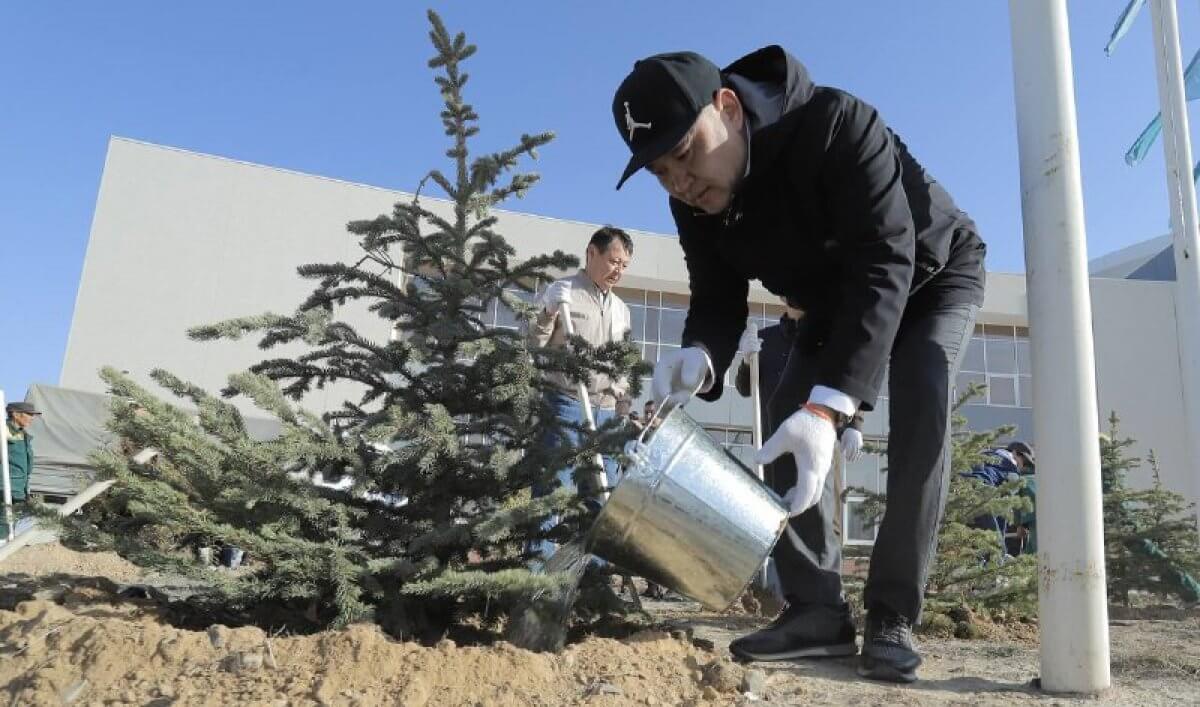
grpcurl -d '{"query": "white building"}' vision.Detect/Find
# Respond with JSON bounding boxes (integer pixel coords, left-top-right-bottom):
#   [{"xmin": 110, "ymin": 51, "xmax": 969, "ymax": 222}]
[{"xmin": 62, "ymin": 138, "xmax": 1197, "ymax": 542}]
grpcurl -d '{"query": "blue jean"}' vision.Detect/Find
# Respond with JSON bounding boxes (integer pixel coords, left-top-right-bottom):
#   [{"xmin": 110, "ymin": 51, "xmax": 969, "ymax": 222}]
[{"xmin": 530, "ymin": 391, "xmax": 619, "ymax": 562}]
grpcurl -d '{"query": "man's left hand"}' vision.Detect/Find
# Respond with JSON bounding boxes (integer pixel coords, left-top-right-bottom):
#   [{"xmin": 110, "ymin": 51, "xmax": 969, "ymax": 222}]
[{"xmin": 756, "ymin": 405, "xmax": 837, "ymax": 516}]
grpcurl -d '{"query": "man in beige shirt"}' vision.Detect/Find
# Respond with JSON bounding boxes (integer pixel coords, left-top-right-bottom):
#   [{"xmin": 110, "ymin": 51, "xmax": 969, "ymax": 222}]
[{"xmin": 525, "ymin": 226, "xmax": 634, "ymax": 560}]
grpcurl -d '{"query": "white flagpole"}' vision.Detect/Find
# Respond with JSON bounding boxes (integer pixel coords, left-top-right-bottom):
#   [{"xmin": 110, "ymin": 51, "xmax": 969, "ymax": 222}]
[
  {"xmin": 1007, "ymin": 0, "xmax": 1111, "ymax": 693},
  {"xmin": 1148, "ymin": 0, "xmax": 1200, "ymax": 517}
]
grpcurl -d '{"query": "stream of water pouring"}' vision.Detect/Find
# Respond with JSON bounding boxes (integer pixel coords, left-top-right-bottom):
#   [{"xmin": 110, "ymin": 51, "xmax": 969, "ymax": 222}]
[{"xmin": 506, "ymin": 539, "xmax": 592, "ymax": 652}]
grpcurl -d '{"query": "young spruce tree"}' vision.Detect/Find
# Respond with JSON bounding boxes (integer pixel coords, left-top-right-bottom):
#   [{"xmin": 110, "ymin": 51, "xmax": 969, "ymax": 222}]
[
  {"xmin": 1101, "ymin": 412, "xmax": 1200, "ymax": 606},
  {"xmin": 854, "ymin": 385, "xmax": 1038, "ymax": 633},
  {"xmin": 64, "ymin": 10, "xmax": 643, "ymax": 641}
]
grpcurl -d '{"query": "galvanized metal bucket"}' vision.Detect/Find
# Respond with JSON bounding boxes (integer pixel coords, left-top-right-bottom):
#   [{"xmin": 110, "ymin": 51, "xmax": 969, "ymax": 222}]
[{"xmin": 585, "ymin": 405, "xmax": 789, "ymax": 610}]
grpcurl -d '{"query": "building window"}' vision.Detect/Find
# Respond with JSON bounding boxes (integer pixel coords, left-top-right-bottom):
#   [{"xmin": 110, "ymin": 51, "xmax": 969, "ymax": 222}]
[
  {"xmin": 840, "ymin": 439, "xmax": 886, "ymax": 545},
  {"xmin": 616, "ymin": 288, "xmax": 789, "ymax": 388},
  {"xmin": 616, "ymin": 287, "xmax": 668, "ymax": 390},
  {"xmin": 618, "ymin": 288, "xmax": 688, "ymax": 382},
  {"xmin": 492, "ymin": 287, "xmax": 537, "ymax": 331},
  {"xmin": 703, "ymin": 425, "xmax": 757, "ymax": 470},
  {"xmin": 844, "ymin": 446, "xmax": 884, "ymax": 495},
  {"xmin": 844, "ymin": 495, "xmax": 880, "ymax": 545},
  {"xmin": 957, "ymin": 324, "xmax": 1033, "ymax": 408}
]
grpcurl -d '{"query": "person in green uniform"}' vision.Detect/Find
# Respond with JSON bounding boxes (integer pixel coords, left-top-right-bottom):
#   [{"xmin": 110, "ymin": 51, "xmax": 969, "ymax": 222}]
[{"xmin": 3, "ymin": 401, "xmax": 40, "ymax": 537}]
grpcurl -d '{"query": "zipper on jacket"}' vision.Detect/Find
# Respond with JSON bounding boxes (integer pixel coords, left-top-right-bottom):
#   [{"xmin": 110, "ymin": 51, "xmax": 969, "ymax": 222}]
[{"xmin": 911, "ymin": 260, "xmax": 945, "ymax": 293}]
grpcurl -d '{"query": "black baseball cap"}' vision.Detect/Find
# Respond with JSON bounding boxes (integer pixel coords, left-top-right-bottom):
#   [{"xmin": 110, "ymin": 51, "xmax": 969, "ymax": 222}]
[
  {"xmin": 612, "ymin": 51, "xmax": 723, "ymax": 189},
  {"xmin": 5, "ymin": 402, "xmax": 40, "ymax": 416},
  {"xmin": 1007, "ymin": 441, "xmax": 1035, "ymax": 466}
]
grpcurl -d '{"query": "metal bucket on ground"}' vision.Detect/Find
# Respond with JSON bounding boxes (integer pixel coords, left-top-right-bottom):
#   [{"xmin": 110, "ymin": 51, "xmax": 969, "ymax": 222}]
[{"xmin": 585, "ymin": 405, "xmax": 788, "ymax": 610}]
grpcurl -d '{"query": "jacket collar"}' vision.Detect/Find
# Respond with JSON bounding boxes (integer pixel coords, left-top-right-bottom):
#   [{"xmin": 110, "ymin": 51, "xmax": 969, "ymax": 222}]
[
  {"xmin": 571, "ymin": 269, "xmax": 610, "ymax": 303},
  {"xmin": 723, "ymin": 45, "xmax": 816, "ymax": 182}
]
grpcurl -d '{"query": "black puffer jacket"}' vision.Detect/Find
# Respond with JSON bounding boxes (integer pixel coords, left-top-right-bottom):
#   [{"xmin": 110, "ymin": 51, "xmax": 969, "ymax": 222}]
[{"xmin": 675, "ymin": 46, "xmax": 986, "ymax": 409}]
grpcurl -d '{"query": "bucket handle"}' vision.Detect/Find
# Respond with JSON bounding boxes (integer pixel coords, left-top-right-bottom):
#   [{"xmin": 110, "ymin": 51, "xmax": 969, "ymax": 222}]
[
  {"xmin": 635, "ymin": 398, "xmax": 670, "ymax": 447},
  {"xmin": 638, "ymin": 374, "xmax": 704, "ymax": 447}
]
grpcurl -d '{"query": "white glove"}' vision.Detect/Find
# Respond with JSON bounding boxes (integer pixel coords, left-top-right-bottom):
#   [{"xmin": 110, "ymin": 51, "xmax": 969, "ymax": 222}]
[
  {"xmin": 840, "ymin": 427, "xmax": 863, "ymax": 463},
  {"xmin": 1005, "ymin": 472, "xmax": 1020, "ymax": 484},
  {"xmin": 540, "ymin": 280, "xmax": 572, "ymax": 314},
  {"xmin": 757, "ymin": 406, "xmax": 837, "ymax": 517},
  {"xmin": 738, "ymin": 321, "xmax": 762, "ymax": 356},
  {"xmin": 652, "ymin": 347, "xmax": 713, "ymax": 406}
]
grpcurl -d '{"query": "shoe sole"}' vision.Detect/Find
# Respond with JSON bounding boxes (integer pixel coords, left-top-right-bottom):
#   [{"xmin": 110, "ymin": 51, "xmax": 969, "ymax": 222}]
[
  {"xmin": 731, "ymin": 642, "xmax": 858, "ymax": 662},
  {"xmin": 856, "ymin": 661, "xmax": 918, "ymax": 684}
]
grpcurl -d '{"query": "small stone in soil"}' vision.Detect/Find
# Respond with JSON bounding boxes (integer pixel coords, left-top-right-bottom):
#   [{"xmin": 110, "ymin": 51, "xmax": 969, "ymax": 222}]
[
  {"xmin": 240, "ymin": 651, "xmax": 264, "ymax": 671},
  {"xmin": 206, "ymin": 625, "xmax": 226, "ymax": 649},
  {"xmin": 702, "ymin": 658, "xmax": 743, "ymax": 693},
  {"xmin": 585, "ymin": 680, "xmax": 623, "ymax": 696},
  {"xmin": 741, "ymin": 668, "xmax": 768, "ymax": 695},
  {"xmin": 691, "ymin": 637, "xmax": 716, "ymax": 651},
  {"xmin": 60, "ymin": 679, "xmax": 88, "ymax": 704}
]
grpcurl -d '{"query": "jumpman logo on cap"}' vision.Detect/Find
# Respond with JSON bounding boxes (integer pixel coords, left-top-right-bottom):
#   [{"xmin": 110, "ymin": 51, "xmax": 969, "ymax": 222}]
[{"xmin": 624, "ymin": 102, "xmax": 652, "ymax": 141}]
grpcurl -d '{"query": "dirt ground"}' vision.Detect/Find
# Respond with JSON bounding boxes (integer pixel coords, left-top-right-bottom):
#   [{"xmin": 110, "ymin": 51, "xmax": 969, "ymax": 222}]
[
  {"xmin": 0, "ymin": 541, "xmax": 1198, "ymax": 706},
  {"xmin": 0, "ymin": 540, "xmax": 146, "ymax": 584}
]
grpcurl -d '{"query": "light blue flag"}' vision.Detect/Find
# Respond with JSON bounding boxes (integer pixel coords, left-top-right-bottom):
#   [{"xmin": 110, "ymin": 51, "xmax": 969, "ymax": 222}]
[
  {"xmin": 1105, "ymin": 0, "xmax": 1147, "ymax": 56},
  {"xmin": 1126, "ymin": 48, "xmax": 1200, "ymax": 166},
  {"xmin": 1127, "ymin": 114, "xmax": 1162, "ymax": 166}
]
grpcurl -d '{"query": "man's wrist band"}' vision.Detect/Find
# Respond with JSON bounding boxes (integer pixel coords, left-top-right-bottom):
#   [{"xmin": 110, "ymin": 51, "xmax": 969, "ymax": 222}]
[{"xmin": 802, "ymin": 402, "xmax": 838, "ymax": 425}]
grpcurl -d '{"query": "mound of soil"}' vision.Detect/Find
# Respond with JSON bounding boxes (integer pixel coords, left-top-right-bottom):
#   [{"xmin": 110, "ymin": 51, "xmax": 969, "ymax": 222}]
[
  {"xmin": 0, "ymin": 598, "xmax": 744, "ymax": 706},
  {"xmin": 3, "ymin": 541, "xmax": 1200, "ymax": 706}
]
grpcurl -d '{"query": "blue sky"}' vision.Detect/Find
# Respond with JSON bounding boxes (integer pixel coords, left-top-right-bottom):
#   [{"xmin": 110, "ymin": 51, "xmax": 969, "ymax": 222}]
[{"xmin": 0, "ymin": 1, "xmax": 1192, "ymax": 400}]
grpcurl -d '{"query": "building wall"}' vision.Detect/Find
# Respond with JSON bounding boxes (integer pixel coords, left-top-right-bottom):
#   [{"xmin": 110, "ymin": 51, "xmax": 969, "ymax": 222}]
[
  {"xmin": 65, "ymin": 139, "xmax": 398, "ymax": 412},
  {"xmin": 64, "ymin": 138, "xmax": 1195, "ymax": 523},
  {"xmin": 1090, "ymin": 277, "xmax": 1192, "ymax": 503}
]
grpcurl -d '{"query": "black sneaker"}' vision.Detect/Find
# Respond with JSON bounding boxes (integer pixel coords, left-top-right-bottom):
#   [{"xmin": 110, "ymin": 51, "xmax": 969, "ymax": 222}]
[
  {"xmin": 729, "ymin": 601, "xmax": 857, "ymax": 662},
  {"xmin": 643, "ymin": 582, "xmax": 668, "ymax": 599},
  {"xmin": 858, "ymin": 607, "xmax": 921, "ymax": 683}
]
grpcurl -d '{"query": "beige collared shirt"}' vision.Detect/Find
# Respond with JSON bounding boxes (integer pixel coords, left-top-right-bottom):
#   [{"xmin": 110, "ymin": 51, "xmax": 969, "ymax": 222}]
[{"xmin": 525, "ymin": 270, "xmax": 632, "ymax": 408}]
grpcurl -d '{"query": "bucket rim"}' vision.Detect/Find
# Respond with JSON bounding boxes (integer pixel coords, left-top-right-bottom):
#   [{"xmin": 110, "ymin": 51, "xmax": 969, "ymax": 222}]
[
  {"xmin": 584, "ymin": 404, "xmax": 687, "ymax": 553},
  {"xmin": 584, "ymin": 406, "xmax": 791, "ymax": 610}
]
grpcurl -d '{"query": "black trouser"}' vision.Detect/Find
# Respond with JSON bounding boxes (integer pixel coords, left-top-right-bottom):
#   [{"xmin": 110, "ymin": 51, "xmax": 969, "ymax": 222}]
[{"xmin": 766, "ymin": 299, "xmax": 979, "ymax": 622}]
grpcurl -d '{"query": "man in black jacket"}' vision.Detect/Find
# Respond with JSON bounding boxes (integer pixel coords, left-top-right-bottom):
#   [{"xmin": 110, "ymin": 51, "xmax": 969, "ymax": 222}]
[{"xmin": 611, "ymin": 47, "xmax": 985, "ymax": 683}]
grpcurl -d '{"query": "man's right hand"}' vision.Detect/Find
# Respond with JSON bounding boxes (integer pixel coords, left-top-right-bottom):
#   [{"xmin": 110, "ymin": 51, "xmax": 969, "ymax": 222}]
[
  {"xmin": 540, "ymin": 280, "xmax": 572, "ymax": 314},
  {"xmin": 652, "ymin": 347, "xmax": 713, "ymax": 406}
]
